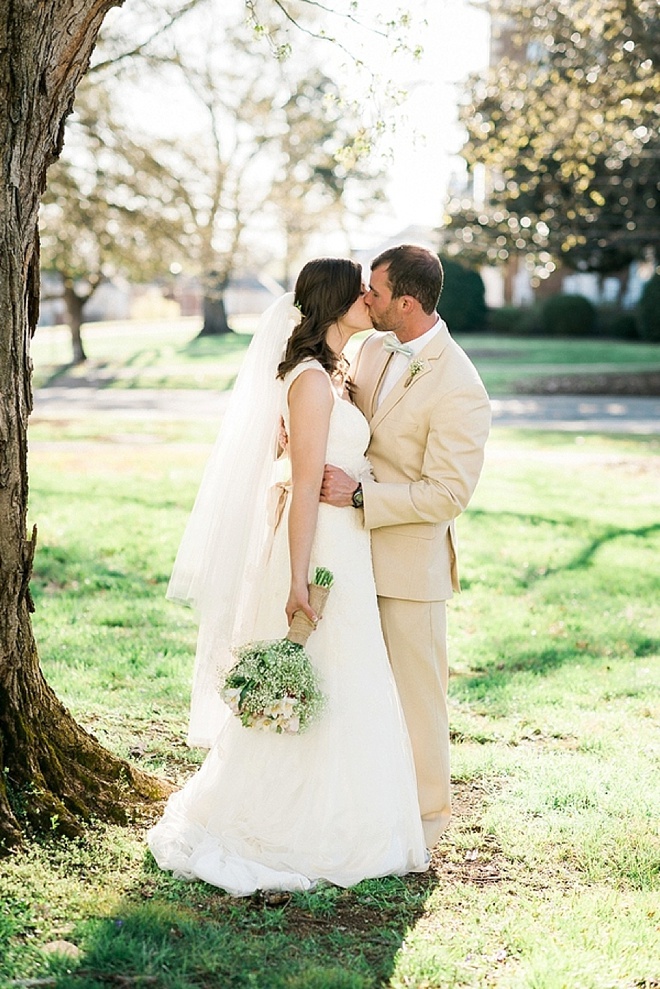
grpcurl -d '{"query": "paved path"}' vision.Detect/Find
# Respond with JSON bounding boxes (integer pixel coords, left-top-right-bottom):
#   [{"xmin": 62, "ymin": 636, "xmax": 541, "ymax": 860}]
[{"xmin": 33, "ymin": 387, "xmax": 660, "ymax": 434}]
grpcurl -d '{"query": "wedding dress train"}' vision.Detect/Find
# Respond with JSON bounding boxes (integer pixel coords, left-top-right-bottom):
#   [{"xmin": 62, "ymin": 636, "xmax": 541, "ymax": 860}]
[{"xmin": 147, "ymin": 361, "xmax": 428, "ymax": 895}]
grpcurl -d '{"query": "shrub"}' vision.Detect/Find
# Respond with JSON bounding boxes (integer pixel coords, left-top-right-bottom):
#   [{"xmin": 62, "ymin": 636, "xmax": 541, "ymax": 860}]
[
  {"xmin": 540, "ymin": 293, "xmax": 597, "ymax": 336},
  {"xmin": 596, "ymin": 307, "xmax": 639, "ymax": 340},
  {"xmin": 437, "ymin": 256, "xmax": 487, "ymax": 332},
  {"xmin": 636, "ymin": 272, "xmax": 660, "ymax": 342},
  {"xmin": 488, "ymin": 305, "xmax": 537, "ymax": 335}
]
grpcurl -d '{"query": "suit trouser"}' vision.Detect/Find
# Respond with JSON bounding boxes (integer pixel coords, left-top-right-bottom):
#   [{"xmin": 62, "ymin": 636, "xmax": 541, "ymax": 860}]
[{"xmin": 377, "ymin": 596, "xmax": 450, "ymax": 848}]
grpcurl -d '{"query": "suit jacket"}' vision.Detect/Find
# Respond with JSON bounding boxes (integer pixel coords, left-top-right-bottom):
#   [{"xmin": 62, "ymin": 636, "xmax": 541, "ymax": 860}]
[{"xmin": 351, "ymin": 321, "xmax": 491, "ymax": 601}]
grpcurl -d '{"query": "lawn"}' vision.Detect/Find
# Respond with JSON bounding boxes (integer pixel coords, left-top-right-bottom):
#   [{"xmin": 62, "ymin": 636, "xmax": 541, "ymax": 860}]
[
  {"xmin": 30, "ymin": 317, "xmax": 660, "ymax": 395},
  {"xmin": 1, "ymin": 419, "xmax": 658, "ymax": 988}
]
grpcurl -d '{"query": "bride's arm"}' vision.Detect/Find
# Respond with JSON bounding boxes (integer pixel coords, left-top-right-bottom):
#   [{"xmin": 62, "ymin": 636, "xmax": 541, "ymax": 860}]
[{"xmin": 285, "ymin": 368, "xmax": 333, "ymax": 626}]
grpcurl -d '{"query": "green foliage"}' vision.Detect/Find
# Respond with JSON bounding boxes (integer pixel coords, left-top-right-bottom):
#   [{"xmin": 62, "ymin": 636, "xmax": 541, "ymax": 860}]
[
  {"xmin": 540, "ymin": 293, "xmax": 597, "ymax": 336},
  {"xmin": 596, "ymin": 306, "xmax": 640, "ymax": 340},
  {"xmin": 445, "ymin": 0, "xmax": 659, "ymax": 281},
  {"xmin": 636, "ymin": 272, "xmax": 660, "ymax": 342},
  {"xmin": 487, "ymin": 305, "xmax": 535, "ymax": 334},
  {"xmin": 437, "ymin": 256, "xmax": 487, "ymax": 332},
  {"xmin": 40, "ymin": 83, "xmax": 188, "ymax": 296}
]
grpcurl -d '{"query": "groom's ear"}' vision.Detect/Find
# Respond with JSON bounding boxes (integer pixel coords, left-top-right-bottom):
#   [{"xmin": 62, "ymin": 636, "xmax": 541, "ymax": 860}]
[{"xmin": 400, "ymin": 296, "xmax": 415, "ymax": 312}]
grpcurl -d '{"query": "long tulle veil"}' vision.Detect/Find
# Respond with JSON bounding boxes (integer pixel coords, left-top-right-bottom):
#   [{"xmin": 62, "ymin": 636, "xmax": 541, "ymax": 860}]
[{"xmin": 167, "ymin": 292, "xmax": 300, "ymax": 746}]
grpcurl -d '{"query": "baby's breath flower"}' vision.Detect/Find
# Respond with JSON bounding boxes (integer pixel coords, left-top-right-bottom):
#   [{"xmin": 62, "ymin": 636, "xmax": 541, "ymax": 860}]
[
  {"xmin": 404, "ymin": 357, "xmax": 427, "ymax": 387},
  {"xmin": 219, "ymin": 638, "xmax": 325, "ymax": 734}
]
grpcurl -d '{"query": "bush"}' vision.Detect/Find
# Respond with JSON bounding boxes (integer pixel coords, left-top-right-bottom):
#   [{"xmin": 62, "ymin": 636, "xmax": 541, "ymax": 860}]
[
  {"xmin": 437, "ymin": 256, "xmax": 487, "ymax": 332},
  {"xmin": 636, "ymin": 273, "xmax": 660, "ymax": 342},
  {"xmin": 488, "ymin": 305, "xmax": 537, "ymax": 334},
  {"xmin": 540, "ymin": 293, "xmax": 597, "ymax": 336},
  {"xmin": 596, "ymin": 307, "xmax": 639, "ymax": 340}
]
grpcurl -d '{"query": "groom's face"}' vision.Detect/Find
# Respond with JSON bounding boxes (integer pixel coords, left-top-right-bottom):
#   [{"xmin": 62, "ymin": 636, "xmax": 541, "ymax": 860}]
[{"xmin": 365, "ymin": 265, "xmax": 401, "ymax": 334}]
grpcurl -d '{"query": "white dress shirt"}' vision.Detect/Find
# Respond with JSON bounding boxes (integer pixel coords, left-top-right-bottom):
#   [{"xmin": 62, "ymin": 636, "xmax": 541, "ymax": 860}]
[{"xmin": 376, "ymin": 318, "xmax": 440, "ymax": 407}]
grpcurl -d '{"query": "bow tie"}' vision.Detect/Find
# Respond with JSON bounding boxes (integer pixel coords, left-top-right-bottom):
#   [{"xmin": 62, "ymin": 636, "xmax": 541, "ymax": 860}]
[{"xmin": 382, "ymin": 332, "xmax": 413, "ymax": 358}]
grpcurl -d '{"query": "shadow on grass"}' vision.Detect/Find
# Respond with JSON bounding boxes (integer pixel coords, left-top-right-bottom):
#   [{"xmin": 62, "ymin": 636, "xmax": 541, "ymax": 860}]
[
  {"xmin": 458, "ymin": 635, "xmax": 660, "ymax": 702},
  {"xmin": 468, "ymin": 509, "xmax": 660, "ymax": 586},
  {"xmin": 458, "ymin": 511, "xmax": 660, "ymax": 694},
  {"xmin": 554, "ymin": 521, "xmax": 660, "ymax": 577},
  {"xmin": 182, "ymin": 331, "xmax": 252, "ymax": 361},
  {"xmin": 42, "ymin": 862, "xmax": 438, "ymax": 989},
  {"xmin": 31, "ymin": 544, "xmax": 170, "ymax": 600}
]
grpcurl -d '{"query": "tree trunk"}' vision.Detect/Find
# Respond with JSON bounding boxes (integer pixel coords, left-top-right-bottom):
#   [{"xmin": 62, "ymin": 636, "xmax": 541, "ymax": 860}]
[
  {"xmin": 63, "ymin": 282, "xmax": 88, "ymax": 364},
  {"xmin": 0, "ymin": 0, "xmax": 169, "ymax": 852},
  {"xmin": 200, "ymin": 293, "xmax": 232, "ymax": 335},
  {"xmin": 502, "ymin": 255, "xmax": 518, "ymax": 306},
  {"xmin": 199, "ymin": 271, "xmax": 232, "ymax": 335}
]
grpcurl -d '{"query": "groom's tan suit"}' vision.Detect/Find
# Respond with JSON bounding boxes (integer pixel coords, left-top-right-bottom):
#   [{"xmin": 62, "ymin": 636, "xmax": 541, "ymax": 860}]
[{"xmin": 351, "ymin": 321, "xmax": 490, "ymax": 845}]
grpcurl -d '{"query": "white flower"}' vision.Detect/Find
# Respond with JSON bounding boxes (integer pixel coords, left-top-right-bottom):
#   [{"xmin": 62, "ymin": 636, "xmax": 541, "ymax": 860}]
[
  {"xmin": 404, "ymin": 358, "xmax": 428, "ymax": 388},
  {"xmin": 272, "ymin": 696, "xmax": 297, "ymax": 718},
  {"xmin": 223, "ymin": 687, "xmax": 242, "ymax": 714},
  {"xmin": 255, "ymin": 715, "xmax": 276, "ymax": 732}
]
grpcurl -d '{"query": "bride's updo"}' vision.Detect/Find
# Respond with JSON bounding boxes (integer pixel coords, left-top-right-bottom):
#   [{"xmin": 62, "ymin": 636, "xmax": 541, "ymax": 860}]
[{"xmin": 277, "ymin": 257, "xmax": 363, "ymax": 382}]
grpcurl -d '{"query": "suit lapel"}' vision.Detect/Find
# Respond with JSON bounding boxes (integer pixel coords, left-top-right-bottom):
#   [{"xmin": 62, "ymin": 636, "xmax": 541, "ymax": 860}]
[
  {"xmin": 352, "ymin": 335, "xmax": 392, "ymax": 420},
  {"xmin": 369, "ymin": 353, "xmax": 394, "ymax": 419},
  {"xmin": 369, "ymin": 322, "xmax": 452, "ymax": 434}
]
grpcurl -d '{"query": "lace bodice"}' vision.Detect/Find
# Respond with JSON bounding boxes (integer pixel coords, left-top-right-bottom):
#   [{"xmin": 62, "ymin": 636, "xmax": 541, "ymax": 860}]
[{"xmin": 282, "ymin": 359, "xmax": 370, "ymax": 480}]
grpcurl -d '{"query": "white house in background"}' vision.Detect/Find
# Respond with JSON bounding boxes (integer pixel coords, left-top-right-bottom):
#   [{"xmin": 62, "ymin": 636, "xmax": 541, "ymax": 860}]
[
  {"xmin": 84, "ymin": 278, "xmax": 131, "ymax": 322},
  {"xmin": 38, "ymin": 271, "xmax": 285, "ymax": 326},
  {"xmin": 223, "ymin": 272, "xmax": 285, "ymax": 315}
]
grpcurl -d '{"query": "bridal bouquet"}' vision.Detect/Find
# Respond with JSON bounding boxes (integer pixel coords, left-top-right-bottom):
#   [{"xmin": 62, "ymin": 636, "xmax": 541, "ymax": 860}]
[{"xmin": 219, "ymin": 568, "xmax": 333, "ymax": 734}]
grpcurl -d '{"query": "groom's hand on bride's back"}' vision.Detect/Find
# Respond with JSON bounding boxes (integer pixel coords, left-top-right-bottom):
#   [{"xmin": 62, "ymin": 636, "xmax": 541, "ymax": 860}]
[
  {"xmin": 320, "ymin": 464, "xmax": 355, "ymax": 507},
  {"xmin": 277, "ymin": 416, "xmax": 289, "ymax": 457}
]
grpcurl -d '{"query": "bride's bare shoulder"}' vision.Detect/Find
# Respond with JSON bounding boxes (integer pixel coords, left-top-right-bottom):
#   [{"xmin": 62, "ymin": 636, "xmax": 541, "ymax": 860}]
[{"xmin": 286, "ymin": 361, "xmax": 334, "ymax": 409}]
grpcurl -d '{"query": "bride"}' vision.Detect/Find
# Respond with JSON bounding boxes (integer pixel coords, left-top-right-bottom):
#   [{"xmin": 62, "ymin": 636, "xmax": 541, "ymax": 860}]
[{"xmin": 147, "ymin": 258, "xmax": 429, "ymax": 895}]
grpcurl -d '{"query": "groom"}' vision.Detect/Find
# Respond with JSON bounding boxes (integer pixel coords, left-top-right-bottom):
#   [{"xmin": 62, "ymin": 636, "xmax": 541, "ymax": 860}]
[{"xmin": 321, "ymin": 244, "xmax": 491, "ymax": 847}]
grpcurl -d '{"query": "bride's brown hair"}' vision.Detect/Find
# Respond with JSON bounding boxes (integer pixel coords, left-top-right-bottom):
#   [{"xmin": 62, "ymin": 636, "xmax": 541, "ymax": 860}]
[{"xmin": 277, "ymin": 257, "xmax": 362, "ymax": 383}]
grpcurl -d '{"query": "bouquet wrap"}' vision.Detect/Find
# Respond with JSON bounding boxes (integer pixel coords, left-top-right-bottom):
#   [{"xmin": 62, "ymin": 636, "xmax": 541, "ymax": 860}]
[{"xmin": 286, "ymin": 583, "xmax": 331, "ymax": 646}]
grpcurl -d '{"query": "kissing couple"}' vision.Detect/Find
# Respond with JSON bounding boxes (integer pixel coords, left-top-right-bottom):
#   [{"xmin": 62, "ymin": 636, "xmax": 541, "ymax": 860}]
[{"xmin": 148, "ymin": 244, "xmax": 491, "ymax": 896}]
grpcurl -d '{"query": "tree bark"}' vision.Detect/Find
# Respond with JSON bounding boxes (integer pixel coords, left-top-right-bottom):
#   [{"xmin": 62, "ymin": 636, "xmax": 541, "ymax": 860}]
[{"xmin": 0, "ymin": 0, "xmax": 169, "ymax": 851}]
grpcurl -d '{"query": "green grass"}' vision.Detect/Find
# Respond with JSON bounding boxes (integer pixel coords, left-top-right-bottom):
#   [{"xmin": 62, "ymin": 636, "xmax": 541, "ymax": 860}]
[
  {"xmin": 31, "ymin": 318, "xmax": 660, "ymax": 394},
  {"xmin": 452, "ymin": 334, "xmax": 660, "ymax": 394},
  {"xmin": 31, "ymin": 316, "xmax": 255, "ymax": 391},
  {"xmin": 1, "ymin": 424, "xmax": 659, "ymax": 988}
]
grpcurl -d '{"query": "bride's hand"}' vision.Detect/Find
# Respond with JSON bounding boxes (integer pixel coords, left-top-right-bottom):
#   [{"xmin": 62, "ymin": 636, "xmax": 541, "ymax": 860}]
[{"xmin": 286, "ymin": 583, "xmax": 319, "ymax": 627}]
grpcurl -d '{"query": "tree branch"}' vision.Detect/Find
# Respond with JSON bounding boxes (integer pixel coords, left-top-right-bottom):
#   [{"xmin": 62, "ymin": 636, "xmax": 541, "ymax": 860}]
[{"xmin": 89, "ymin": 0, "xmax": 208, "ymax": 74}]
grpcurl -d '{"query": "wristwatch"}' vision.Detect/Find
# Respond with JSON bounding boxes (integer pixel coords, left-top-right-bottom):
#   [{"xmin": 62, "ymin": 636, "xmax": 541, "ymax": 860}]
[{"xmin": 351, "ymin": 483, "xmax": 364, "ymax": 509}]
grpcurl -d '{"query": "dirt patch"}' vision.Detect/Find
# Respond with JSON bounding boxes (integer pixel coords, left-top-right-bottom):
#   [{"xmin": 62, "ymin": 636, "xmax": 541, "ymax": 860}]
[{"xmin": 516, "ymin": 370, "xmax": 660, "ymax": 396}]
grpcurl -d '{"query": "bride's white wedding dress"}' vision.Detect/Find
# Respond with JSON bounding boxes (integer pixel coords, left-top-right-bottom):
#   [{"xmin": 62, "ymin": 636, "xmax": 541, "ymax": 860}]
[{"xmin": 147, "ymin": 361, "xmax": 428, "ymax": 895}]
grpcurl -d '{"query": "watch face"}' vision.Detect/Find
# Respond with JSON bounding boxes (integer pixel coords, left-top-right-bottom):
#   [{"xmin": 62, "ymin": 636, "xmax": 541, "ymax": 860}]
[{"xmin": 353, "ymin": 488, "xmax": 364, "ymax": 508}]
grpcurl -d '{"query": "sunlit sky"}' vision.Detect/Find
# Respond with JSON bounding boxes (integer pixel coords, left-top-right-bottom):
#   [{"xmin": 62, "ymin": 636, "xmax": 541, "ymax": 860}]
[
  {"xmin": 272, "ymin": 0, "xmax": 492, "ymax": 245},
  {"xmin": 113, "ymin": 0, "xmax": 490, "ymax": 255},
  {"xmin": 363, "ymin": 0, "xmax": 490, "ymax": 237}
]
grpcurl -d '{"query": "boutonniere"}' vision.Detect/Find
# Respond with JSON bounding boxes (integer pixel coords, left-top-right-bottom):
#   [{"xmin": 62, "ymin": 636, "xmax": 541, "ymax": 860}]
[{"xmin": 404, "ymin": 358, "xmax": 428, "ymax": 387}]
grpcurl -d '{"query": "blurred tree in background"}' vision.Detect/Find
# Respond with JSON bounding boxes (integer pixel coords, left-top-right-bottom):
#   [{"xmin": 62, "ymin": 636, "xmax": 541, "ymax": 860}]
[
  {"xmin": 272, "ymin": 69, "xmax": 384, "ymax": 291},
  {"xmin": 437, "ymin": 256, "xmax": 487, "ymax": 332},
  {"xmin": 39, "ymin": 2, "xmax": 386, "ymax": 351},
  {"xmin": 444, "ymin": 0, "xmax": 659, "ymax": 292},
  {"xmin": 40, "ymin": 84, "xmax": 189, "ymax": 363}
]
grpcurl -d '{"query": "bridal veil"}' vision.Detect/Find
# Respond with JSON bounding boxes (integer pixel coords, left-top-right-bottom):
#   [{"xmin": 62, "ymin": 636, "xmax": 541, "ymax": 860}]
[{"xmin": 167, "ymin": 292, "xmax": 300, "ymax": 746}]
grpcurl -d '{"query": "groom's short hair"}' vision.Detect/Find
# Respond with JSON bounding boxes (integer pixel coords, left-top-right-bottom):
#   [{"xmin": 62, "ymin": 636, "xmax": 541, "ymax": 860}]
[{"xmin": 371, "ymin": 245, "xmax": 443, "ymax": 315}]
